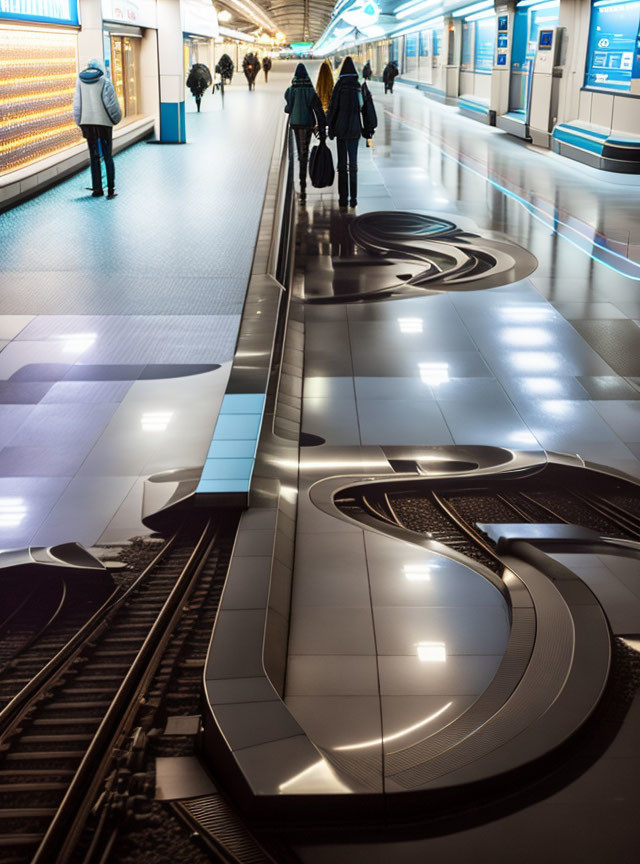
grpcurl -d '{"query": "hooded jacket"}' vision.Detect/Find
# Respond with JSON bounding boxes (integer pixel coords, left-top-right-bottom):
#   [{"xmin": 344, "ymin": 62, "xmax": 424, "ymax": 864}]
[
  {"xmin": 284, "ymin": 63, "xmax": 326, "ymax": 129},
  {"xmin": 326, "ymin": 56, "xmax": 363, "ymax": 141},
  {"xmin": 363, "ymin": 61, "xmax": 372, "ymax": 80},
  {"xmin": 186, "ymin": 63, "xmax": 212, "ymax": 96},
  {"xmin": 243, "ymin": 53, "xmax": 261, "ymax": 81},
  {"xmin": 262, "ymin": 57, "xmax": 272, "ymax": 72},
  {"xmin": 73, "ymin": 61, "xmax": 122, "ymax": 127},
  {"xmin": 383, "ymin": 61, "xmax": 399, "ymax": 84}
]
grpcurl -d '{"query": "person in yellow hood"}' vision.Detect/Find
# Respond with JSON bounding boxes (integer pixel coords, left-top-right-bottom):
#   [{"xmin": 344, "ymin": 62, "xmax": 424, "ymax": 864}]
[{"xmin": 316, "ymin": 58, "xmax": 335, "ymax": 114}]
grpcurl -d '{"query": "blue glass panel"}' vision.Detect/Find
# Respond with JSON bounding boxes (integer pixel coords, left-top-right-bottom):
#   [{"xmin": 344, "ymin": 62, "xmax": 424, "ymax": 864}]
[
  {"xmin": 220, "ymin": 393, "xmax": 266, "ymax": 414},
  {"xmin": 474, "ymin": 16, "xmax": 496, "ymax": 72},
  {"xmin": 585, "ymin": 0, "xmax": 640, "ymax": 92},
  {"xmin": 0, "ymin": 0, "xmax": 78, "ymax": 25},
  {"xmin": 207, "ymin": 439, "xmax": 257, "ymax": 459},
  {"xmin": 213, "ymin": 413, "xmax": 262, "ymax": 440}
]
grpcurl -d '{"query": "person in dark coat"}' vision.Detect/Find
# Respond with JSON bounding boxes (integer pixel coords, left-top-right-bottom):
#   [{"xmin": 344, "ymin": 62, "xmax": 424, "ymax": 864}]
[
  {"xmin": 216, "ymin": 53, "xmax": 234, "ymax": 84},
  {"xmin": 327, "ymin": 56, "xmax": 363, "ymax": 208},
  {"xmin": 262, "ymin": 55, "xmax": 272, "ymax": 83},
  {"xmin": 186, "ymin": 63, "xmax": 212, "ymax": 112},
  {"xmin": 363, "ymin": 61, "xmax": 372, "ymax": 81},
  {"xmin": 284, "ymin": 62, "xmax": 326, "ymax": 204},
  {"xmin": 243, "ymin": 53, "xmax": 260, "ymax": 90},
  {"xmin": 383, "ymin": 60, "xmax": 399, "ymax": 94}
]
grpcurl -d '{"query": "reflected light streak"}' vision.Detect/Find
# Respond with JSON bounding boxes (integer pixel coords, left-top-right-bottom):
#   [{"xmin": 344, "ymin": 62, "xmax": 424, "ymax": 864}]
[
  {"xmin": 520, "ymin": 377, "xmax": 563, "ymax": 395},
  {"xmin": 419, "ymin": 362, "xmax": 449, "ymax": 385},
  {"xmin": 398, "ymin": 317, "xmax": 424, "ymax": 333},
  {"xmin": 0, "ymin": 498, "xmax": 27, "ymax": 528},
  {"xmin": 416, "ymin": 640, "xmax": 446, "ymax": 662},
  {"xmin": 404, "ymin": 563, "xmax": 432, "ymax": 581},
  {"xmin": 499, "ymin": 306, "xmax": 555, "ymax": 323},
  {"xmin": 278, "ymin": 758, "xmax": 352, "ymax": 793},
  {"xmin": 334, "ymin": 701, "xmax": 453, "ymax": 751},
  {"xmin": 500, "ymin": 327, "xmax": 551, "ymax": 347},
  {"xmin": 510, "ymin": 352, "xmax": 559, "ymax": 373},
  {"xmin": 61, "ymin": 332, "xmax": 97, "ymax": 354},
  {"xmin": 141, "ymin": 411, "xmax": 173, "ymax": 432}
]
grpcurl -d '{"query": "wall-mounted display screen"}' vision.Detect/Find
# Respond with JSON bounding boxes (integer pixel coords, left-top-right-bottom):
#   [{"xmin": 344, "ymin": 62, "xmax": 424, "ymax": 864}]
[
  {"xmin": 497, "ymin": 52, "xmax": 507, "ymax": 65},
  {"xmin": 498, "ymin": 34, "xmax": 508, "ymax": 48},
  {"xmin": 539, "ymin": 29, "xmax": 553, "ymax": 48},
  {"xmin": 498, "ymin": 15, "xmax": 508, "ymax": 31},
  {"xmin": 585, "ymin": 0, "xmax": 640, "ymax": 92},
  {"xmin": 406, "ymin": 35, "xmax": 417, "ymax": 57},
  {"xmin": 0, "ymin": 0, "xmax": 78, "ymax": 25}
]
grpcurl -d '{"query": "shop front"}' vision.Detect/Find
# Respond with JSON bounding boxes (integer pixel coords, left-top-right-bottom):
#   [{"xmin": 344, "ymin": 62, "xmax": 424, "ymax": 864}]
[
  {"xmin": 182, "ymin": 0, "xmax": 218, "ymax": 83},
  {"xmin": 102, "ymin": 0, "xmax": 158, "ymax": 124},
  {"xmin": 0, "ymin": 0, "xmax": 82, "ymax": 176}
]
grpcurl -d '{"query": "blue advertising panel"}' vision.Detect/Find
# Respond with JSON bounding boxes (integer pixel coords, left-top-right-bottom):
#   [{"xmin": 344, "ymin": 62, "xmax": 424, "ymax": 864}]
[
  {"xmin": 474, "ymin": 15, "xmax": 496, "ymax": 72},
  {"xmin": 0, "ymin": 0, "xmax": 79, "ymax": 24},
  {"xmin": 419, "ymin": 30, "xmax": 429, "ymax": 56},
  {"xmin": 585, "ymin": 0, "xmax": 640, "ymax": 92},
  {"xmin": 406, "ymin": 35, "xmax": 417, "ymax": 57}
]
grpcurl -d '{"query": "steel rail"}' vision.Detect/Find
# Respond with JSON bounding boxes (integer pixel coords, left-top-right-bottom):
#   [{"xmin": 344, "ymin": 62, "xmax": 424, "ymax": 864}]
[{"xmin": 32, "ymin": 518, "xmax": 214, "ymax": 864}]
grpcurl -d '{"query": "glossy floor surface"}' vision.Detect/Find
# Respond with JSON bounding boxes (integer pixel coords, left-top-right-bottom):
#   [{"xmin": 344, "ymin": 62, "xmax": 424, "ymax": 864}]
[
  {"xmin": 0, "ymin": 74, "xmax": 284, "ymax": 549},
  {"xmin": 285, "ymin": 78, "xmax": 640, "ymax": 861}
]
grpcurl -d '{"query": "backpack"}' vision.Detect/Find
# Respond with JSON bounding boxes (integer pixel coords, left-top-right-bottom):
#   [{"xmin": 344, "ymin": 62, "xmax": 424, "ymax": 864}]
[
  {"xmin": 361, "ymin": 82, "xmax": 378, "ymax": 139},
  {"xmin": 309, "ymin": 139, "xmax": 335, "ymax": 188}
]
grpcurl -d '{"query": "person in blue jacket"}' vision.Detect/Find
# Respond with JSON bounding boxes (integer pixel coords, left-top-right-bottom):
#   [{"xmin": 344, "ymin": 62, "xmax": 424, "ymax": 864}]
[
  {"xmin": 327, "ymin": 56, "xmax": 363, "ymax": 208},
  {"xmin": 73, "ymin": 59, "xmax": 122, "ymax": 199},
  {"xmin": 284, "ymin": 63, "xmax": 326, "ymax": 204}
]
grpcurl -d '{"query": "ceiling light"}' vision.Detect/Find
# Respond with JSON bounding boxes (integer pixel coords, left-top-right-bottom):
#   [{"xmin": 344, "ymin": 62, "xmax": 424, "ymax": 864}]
[{"xmin": 217, "ymin": 9, "xmax": 232, "ymax": 22}]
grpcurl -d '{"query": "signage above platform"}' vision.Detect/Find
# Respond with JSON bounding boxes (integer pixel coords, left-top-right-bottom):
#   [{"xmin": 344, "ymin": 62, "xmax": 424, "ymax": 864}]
[
  {"xmin": 0, "ymin": 0, "xmax": 79, "ymax": 25},
  {"xmin": 102, "ymin": 0, "xmax": 157, "ymax": 28}
]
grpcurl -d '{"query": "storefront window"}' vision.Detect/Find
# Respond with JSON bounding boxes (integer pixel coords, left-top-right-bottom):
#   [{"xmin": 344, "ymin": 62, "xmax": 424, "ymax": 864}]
[
  {"xmin": 461, "ymin": 22, "xmax": 474, "ymax": 69},
  {"xmin": 474, "ymin": 13, "xmax": 496, "ymax": 71},
  {"xmin": 419, "ymin": 30, "xmax": 429, "ymax": 57},
  {"xmin": 0, "ymin": 26, "xmax": 82, "ymax": 175},
  {"xmin": 585, "ymin": 0, "xmax": 640, "ymax": 92},
  {"xmin": 109, "ymin": 35, "xmax": 140, "ymax": 118}
]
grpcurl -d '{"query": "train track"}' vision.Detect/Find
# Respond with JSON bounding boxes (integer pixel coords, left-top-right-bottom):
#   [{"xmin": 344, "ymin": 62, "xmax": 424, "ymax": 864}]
[
  {"xmin": 0, "ymin": 512, "xmax": 275, "ymax": 864},
  {"xmin": 336, "ymin": 466, "xmax": 640, "ymax": 574}
]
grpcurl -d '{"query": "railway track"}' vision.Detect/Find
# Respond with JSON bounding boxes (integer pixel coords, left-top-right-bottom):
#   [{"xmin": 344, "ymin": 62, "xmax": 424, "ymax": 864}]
[
  {"xmin": 336, "ymin": 465, "xmax": 640, "ymax": 574},
  {"xmin": 0, "ymin": 512, "xmax": 267, "ymax": 864}
]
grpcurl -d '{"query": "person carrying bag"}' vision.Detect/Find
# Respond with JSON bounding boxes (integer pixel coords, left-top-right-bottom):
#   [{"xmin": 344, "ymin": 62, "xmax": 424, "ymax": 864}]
[{"xmin": 284, "ymin": 63, "xmax": 326, "ymax": 204}]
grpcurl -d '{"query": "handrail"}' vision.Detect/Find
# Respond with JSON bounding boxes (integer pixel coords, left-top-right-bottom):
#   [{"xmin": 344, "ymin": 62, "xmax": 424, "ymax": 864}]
[{"xmin": 32, "ymin": 519, "xmax": 215, "ymax": 864}]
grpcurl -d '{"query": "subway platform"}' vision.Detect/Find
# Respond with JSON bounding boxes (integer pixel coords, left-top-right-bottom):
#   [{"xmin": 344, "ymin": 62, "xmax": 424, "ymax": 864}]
[
  {"xmin": 1, "ymin": 62, "xmax": 640, "ymax": 864},
  {"xmin": 0, "ymin": 71, "xmax": 285, "ymax": 549}
]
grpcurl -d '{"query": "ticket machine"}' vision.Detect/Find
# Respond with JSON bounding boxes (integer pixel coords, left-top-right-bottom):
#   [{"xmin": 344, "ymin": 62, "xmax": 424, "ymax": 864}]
[{"xmin": 528, "ymin": 26, "xmax": 565, "ymax": 146}]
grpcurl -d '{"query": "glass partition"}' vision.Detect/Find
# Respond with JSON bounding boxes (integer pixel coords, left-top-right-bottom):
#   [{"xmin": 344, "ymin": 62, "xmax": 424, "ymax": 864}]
[
  {"xmin": 510, "ymin": 0, "xmax": 560, "ymax": 114},
  {"xmin": 585, "ymin": 0, "xmax": 640, "ymax": 92}
]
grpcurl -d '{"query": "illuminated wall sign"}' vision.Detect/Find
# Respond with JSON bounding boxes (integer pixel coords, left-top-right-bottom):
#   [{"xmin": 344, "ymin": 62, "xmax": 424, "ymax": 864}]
[
  {"xmin": 342, "ymin": 0, "xmax": 379, "ymax": 29},
  {"xmin": 585, "ymin": 0, "xmax": 640, "ymax": 92},
  {"xmin": 0, "ymin": 0, "xmax": 79, "ymax": 25},
  {"xmin": 181, "ymin": 0, "xmax": 218, "ymax": 38},
  {"xmin": 290, "ymin": 41, "xmax": 314, "ymax": 53},
  {"xmin": 102, "ymin": 0, "xmax": 157, "ymax": 28}
]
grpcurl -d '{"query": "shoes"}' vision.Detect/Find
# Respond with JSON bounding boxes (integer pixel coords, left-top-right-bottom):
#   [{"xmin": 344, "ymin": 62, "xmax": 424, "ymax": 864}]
[
  {"xmin": 91, "ymin": 190, "xmax": 104, "ymax": 197},
  {"xmin": 299, "ymin": 194, "xmax": 306, "ymax": 204},
  {"xmin": 107, "ymin": 189, "xmax": 117, "ymax": 200},
  {"xmin": 349, "ymin": 199, "xmax": 357, "ymax": 207},
  {"xmin": 339, "ymin": 200, "xmax": 348, "ymax": 208}
]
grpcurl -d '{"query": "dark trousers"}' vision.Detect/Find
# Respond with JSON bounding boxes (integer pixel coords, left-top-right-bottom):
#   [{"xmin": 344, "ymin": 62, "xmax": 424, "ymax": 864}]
[
  {"xmin": 293, "ymin": 127, "xmax": 312, "ymax": 194},
  {"xmin": 83, "ymin": 125, "xmax": 115, "ymax": 193},
  {"xmin": 337, "ymin": 137, "xmax": 359, "ymax": 204}
]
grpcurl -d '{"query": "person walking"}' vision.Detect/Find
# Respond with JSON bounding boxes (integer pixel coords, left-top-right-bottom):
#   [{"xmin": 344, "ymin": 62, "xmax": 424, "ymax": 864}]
[
  {"xmin": 186, "ymin": 62, "xmax": 212, "ymax": 112},
  {"xmin": 243, "ymin": 52, "xmax": 260, "ymax": 90},
  {"xmin": 316, "ymin": 58, "xmax": 335, "ymax": 113},
  {"xmin": 216, "ymin": 53, "xmax": 234, "ymax": 84},
  {"xmin": 73, "ymin": 58, "xmax": 122, "ymax": 199},
  {"xmin": 327, "ymin": 56, "xmax": 364, "ymax": 209},
  {"xmin": 262, "ymin": 55, "xmax": 272, "ymax": 83},
  {"xmin": 383, "ymin": 59, "xmax": 399, "ymax": 94},
  {"xmin": 284, "ymin": 62, "xmax": 326, "ymax": 205},
  {"xmin": 363, "ymin": 60, "xmax": 372, "ymax": 82}
]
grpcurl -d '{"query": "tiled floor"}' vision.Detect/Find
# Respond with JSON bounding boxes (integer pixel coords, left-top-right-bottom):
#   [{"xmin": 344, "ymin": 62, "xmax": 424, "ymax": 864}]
[
  {"xmin": 285, "ymin": 77, "xmax": 640, "ymax": 859},
  {"xmin": 0, "ymin": 74, "xmax": 285, "ymax": 549}
]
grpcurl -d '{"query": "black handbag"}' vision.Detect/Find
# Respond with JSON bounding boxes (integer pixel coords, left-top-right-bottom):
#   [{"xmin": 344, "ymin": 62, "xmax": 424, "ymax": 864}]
[{"xmin": 309, "ymin": 138, "xmax": 335, "ymax": 188}]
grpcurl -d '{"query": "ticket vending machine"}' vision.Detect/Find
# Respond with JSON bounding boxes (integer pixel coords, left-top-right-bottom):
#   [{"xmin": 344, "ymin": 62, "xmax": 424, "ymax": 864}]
[{"xmin": 528, "ymin": 26, "xmax": 565, "ymax": 147}]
